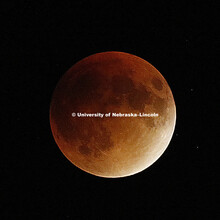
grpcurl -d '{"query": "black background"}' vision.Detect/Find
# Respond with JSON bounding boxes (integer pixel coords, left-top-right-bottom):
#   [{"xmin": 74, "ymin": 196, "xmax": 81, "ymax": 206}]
[{"xmin": 2, "ymin": 1, "xmax": 218, "ymax": 219}]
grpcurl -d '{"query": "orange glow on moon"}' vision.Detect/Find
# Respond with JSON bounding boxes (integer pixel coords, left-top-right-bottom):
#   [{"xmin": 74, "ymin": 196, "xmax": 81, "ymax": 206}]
[{"xmin": 50, "ymin": 51, "xmax": 176, "ymax": 178}]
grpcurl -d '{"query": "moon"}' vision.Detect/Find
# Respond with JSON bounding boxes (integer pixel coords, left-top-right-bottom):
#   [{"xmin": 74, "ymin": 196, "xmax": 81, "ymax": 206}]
[{"xmin": 50, "ymin": 51, "xmax": 176, "ymax": 178}]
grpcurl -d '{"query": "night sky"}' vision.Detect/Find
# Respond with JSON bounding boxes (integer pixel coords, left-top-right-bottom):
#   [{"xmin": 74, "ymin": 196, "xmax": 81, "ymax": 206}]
[{"xmin": 2, "ymin": 1, "xmax": 218, "ymax": 219}]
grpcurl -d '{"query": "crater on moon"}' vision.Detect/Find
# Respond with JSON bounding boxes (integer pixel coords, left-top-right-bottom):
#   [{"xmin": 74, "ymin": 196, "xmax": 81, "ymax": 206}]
[
  {"xmin": 152, "ymin": 77, "xmax": 163, "ymax": 91},
  {"xmin": 112, "ymin": 75, "xmax": 134, "ymax": 95},
  {"xmin": 127, "ymin": 84, "xmax": 152, "ymax": 111}
]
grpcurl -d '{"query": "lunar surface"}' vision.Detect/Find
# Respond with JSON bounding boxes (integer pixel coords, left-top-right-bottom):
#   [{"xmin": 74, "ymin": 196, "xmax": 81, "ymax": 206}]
[{"xmin": 50, "ymin": 51, "xmax": 176, "ymax": 178}]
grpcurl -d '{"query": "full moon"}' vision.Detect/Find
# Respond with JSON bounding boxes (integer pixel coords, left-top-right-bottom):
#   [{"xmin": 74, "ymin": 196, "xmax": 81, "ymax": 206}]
[{"xmin": 50, "ymin": 51, "xmax": 176, "ymax": 178}]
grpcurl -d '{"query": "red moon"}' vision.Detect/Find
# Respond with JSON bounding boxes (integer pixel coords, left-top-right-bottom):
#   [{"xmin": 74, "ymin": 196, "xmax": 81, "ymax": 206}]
[{"xmin": 50, "ymin": 51, "xmax": 176, "ymax": 178}]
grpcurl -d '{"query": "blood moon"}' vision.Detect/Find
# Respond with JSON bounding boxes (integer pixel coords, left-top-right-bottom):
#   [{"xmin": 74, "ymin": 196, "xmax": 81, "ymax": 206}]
[{"xmin": 50, "ymin": 51, "xmax": 176, "ymax": 178}]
